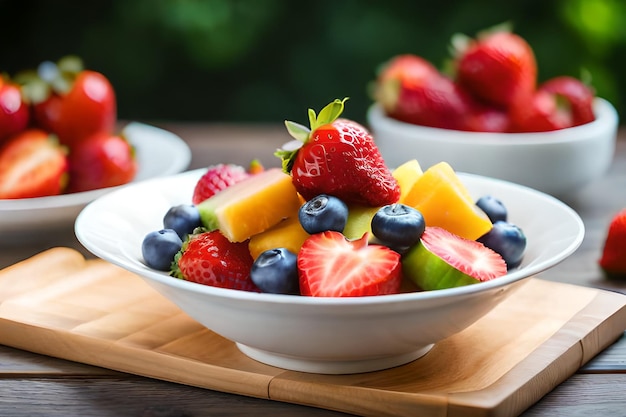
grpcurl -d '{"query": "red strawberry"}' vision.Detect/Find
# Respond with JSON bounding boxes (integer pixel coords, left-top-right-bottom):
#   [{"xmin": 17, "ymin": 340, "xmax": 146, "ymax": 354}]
[
  {"xmin": 373, "ymin": 54, "xmax": 472, "ymax": 130},
  {"xmin": 297, "ymin": 231, "xmax": 402, "ymax": 297},
  {"xmin": 453, "ymin": 28, "xmax": 537, "ymax": 109},
  {"xmin": 66, "ymin": 131, "xmax": 137, "ymax": 193},
  {"xmin": 462, "ymin": 101, "xmax": 510, "ymax": 132},
  {"xmin": 509, "ymin": 89, "xmax": 571, "ymax": 132},
  {"xmin": 191, "ymin": 163, "xmax": 250, "ymax": 205},
  {"xmin": 0, "ymin": 129, "xmax": 68, "ymax": 199},
  {"xmin": 0, "ymin": 80, "xmax": 30, "ymax": 143},
  {"xmin": 599, "ymin": 209, "xmax": 626, "ymax": 279},
  {"xmin": 539, "ymin": 76, "xmax": 595, "ymax": 126},
  {"xmin": 276, "ymin": 98, "xmax": 400, "ymax": 207},
  {"xmin": 172, "ymin": 230, "xmax": 259, "ymax": 292},
  {"xmin": 403, "ymin": 227, "xmax": 507, "ymax": 290}
]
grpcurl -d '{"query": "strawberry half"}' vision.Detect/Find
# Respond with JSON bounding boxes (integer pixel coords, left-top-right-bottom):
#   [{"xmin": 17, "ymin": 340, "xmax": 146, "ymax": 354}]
[
  {"xmin": 297, "ymin": 231, "xmax": 402, "ymax": 297},
  {"xmin": 276, "ymin": 98, "xmax": 400, "ymax": 207},
  {"xmin": 0, "ymin": 129, "xmax": 68, "ymax": 199},
  {"xmin": 171, "ymin": 230, "xmax": 259, "ymax": 292},
  {"xmin": 191, "ymin": 163, "xmax": 250, "ymax": 205},
  {"xmin": 599, "ymin": 209, "xmax": 626, "ymax": 279}
]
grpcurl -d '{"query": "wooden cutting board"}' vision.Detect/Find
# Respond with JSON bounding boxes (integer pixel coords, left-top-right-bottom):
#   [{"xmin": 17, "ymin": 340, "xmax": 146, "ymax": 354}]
[{"xmin": 1, "ymin": 247, "xmax": 625, "ymax": 417}]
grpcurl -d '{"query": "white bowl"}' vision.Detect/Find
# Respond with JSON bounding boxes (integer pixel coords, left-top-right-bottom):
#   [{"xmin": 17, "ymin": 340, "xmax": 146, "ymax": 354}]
[
  {"xmin": 368, "ymin": 98, "xmax": 618, "ymax": 197},
  {"xmin": 0, "ymin": 122, "xmax": 191, "ymax": 244},
  {"xmin": 75, "ymin": 169, "xmax": 584, "ymax": 375}
]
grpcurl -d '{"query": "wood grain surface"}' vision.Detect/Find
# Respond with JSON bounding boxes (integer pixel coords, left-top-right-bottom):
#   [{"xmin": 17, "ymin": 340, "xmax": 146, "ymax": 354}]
[{"xmin": 1, "ymin": 248, "xmax": 625, "ymax": 417}]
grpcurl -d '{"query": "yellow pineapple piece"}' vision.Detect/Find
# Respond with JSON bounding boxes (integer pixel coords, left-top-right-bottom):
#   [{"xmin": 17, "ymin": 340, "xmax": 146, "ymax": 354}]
[
  {"xmin": 392, "ymin": 159, "xmax": 423, "ymax": 203},
  {"xmin": 248, "ymin": 216, "xmax": 310, "ymax": 259},
  {"xmin": 403, "ymin": 162, "xmax": 492, "ymax": 240},
  {"xmin": 197, "ymin": 168, "xmax": 302, "ymax": 242}
]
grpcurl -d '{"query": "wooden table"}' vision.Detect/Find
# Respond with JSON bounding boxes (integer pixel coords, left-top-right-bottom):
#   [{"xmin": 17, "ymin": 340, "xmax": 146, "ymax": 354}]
[{"xmin": 0, "ymin": 123, "xmax": 625, "ymax": 416}]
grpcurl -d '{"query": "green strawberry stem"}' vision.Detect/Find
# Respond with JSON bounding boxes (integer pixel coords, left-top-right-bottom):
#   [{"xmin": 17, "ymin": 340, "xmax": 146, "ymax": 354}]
[{"xmin": 275, "ymin": 97, "xmax": 349, "ymax": 174}]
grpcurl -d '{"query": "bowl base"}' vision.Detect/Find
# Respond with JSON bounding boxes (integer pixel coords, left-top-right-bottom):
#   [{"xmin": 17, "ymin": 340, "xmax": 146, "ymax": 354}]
[{"xmin": 236, "ymin": 343, "xmax": 434, "ymax": 374}]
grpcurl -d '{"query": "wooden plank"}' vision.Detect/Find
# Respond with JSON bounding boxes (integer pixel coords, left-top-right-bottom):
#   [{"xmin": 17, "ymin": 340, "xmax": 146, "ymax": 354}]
[{"xmin": 0, "ymin": 248, "xmax": 625, "ymax": 417}]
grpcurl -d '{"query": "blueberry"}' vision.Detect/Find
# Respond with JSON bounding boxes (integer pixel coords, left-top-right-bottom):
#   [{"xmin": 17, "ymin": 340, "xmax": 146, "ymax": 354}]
[
  {"xmin": 371, "ymin": 204, "xmax": 426, "ymax": 249},
  {"xmin": 477, "ymin": 221, "xmax": 526, "ymax": 269},
  {"xmin": 476, "ymin": 195, "xmax": 507, "ymax": 223},
  {"xmin": 163, "ymin": 204, "xmax": 202, "ymax": 238},
  {"xmin": 299, "ymin": 194, "xmax": 349, "ymax": 234},
  {"xmin": 142, "ymin": 229, "xmax": 183, "ymax": 271},
  {"xmin": 250, "ymin": 248, "xmax": 299, "ymax": 294}
]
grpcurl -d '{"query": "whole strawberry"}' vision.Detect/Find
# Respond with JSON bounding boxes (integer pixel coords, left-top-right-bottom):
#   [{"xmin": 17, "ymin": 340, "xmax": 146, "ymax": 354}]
[
  {"xmin": 373, "ymin": 54, "xmax": 472, "ymax": 130},
  {"xmin": 539, "ymin": 76, "xmax": 595, "ymax": 127},
  {"xmin": 275, "ymin": 98, "xmax": 400, "ymax": 207},
  {"xmin": 0, "ymin": 79, "xmax": 30, "ymax": 143},
  {"xmin": 453, "ymin": 27, "xmax": 537, "ymax": 109},
  {"xmin": 171, "ymin": 230, "xmax": 259, "ymax": 292},
  {"xmin": 599, "ymin": 209, "xmax": 626, "ymax": 279},
  {"xmin": 191, "ymin": 163, "xmax": 250, "ymax": 205}
]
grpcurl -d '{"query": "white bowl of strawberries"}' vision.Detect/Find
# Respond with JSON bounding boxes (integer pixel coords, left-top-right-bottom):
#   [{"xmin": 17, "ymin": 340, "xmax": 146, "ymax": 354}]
[
  {"xmin": 367, "ymin": 28, "xmax": 619, "ymax": 197},
  {"xmin": 76, "ymin": 99, "xmax": 585, "ymax": 375}
]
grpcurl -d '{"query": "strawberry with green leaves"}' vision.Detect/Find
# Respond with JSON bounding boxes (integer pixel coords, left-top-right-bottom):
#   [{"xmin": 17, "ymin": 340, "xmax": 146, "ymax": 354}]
[
  {"xmin": 276, "ymin": 98, "xmax": 400, "ymax": 207},
  {"xmin": 297, "ymin": 231, "xmax": 402, "ymax": 297},
  {"xmin": 599, "ymin": 209, "xmax": 626, "ymax": 279},
  {"xmin": 171, "ymin": 230, "xmax": 259, "ymax": 292}
]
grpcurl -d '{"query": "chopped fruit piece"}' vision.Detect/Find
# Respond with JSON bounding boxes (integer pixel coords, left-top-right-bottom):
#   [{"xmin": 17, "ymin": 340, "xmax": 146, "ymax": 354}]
[
  {"xmin": 276, "ymin": 98, "xmax": 400, "ymax": 207},
  {"xmin": 192, "ymin": 163, "xmax": 249, "ymax": 205},
  {"xmin": 248, "ymin": 216, "xmax": 310, "ymax": 259},
  {"xmin": 392, "ymin": 159, "xmax": 423, "ymax": 203},
  {"xmin": 247, "ymin": 159, "xmax": 265, "ymax": 174},
  {"xmin": 299, "ymin": 194, "xmax": 349, "ymax": 234},
  {"xmin": 343, "ymin": 204, "xmax": 380, "ymax": 240},
  {"xmin": 298, "ymin": 231, "xmax": 402, "ymax": 297},
  {"xmin": 599, "ymin": 209, "xmax": 626, "ymax": 279},
  {"xmin": 0, "ymin": 129, "xmax": 68, "ymax": 199},
  {"xmin": 403, "ymin": 162, "xmax": 492, "ymax": 240},
  {"xmin": 197, "ymin": 168, "xmax": 302, "ymax": 242},
  {"xmin": 402, "ymin": 227, "xmax": 507, "ymax": 290},
  {"xmin": 171, "ymin": 230, "xmax": 259, "ymax": 292}
]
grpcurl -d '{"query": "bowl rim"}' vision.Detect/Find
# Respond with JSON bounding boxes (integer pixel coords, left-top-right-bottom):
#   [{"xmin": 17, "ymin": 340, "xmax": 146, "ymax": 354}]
[
  {"xmin": 367, "ymin": 97, "xmax": 618, "ymax": 146},
  {"xmin": 75, "ymin": 169, "xmax": 586, "ymax": 309}
]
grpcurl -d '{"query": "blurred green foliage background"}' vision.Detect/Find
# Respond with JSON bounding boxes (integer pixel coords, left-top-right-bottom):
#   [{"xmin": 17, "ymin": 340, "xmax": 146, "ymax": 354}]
[{"xmin": 3, "ymin": 0, "xmax": 626, "ymax": 125}]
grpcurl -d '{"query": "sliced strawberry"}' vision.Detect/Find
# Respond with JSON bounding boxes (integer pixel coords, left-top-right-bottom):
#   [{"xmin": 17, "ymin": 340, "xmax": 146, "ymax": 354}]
[
  {"xmin": 0, "ymin": 129, "xmax": 68, "ymax": 199},
  {"xmin": 276, "ymin": 98, "xmax": 400, "ymax": 207},
  {"xmin": 297, "ymin": 231, "xmax": 402, "ymax": 297},
  {"xmin": 191, "ymin": 163, "xmax": 250, "ymax": 205},
  {"xmin": 599, "ymin": 209, "xmax": 626, "ymax": 279},
  {"xmin": 422, "ymin": 227, "xmax": 506, "ymax": 280},
  {"xmin": 172, "ymin": 230, "xmax": 259, "ymax": 292}
]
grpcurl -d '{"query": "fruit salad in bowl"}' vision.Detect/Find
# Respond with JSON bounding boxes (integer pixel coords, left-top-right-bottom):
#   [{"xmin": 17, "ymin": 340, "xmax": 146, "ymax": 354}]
[{"xmin": 75, "ymin": 99, "xmax": 584, "ymax": 374}]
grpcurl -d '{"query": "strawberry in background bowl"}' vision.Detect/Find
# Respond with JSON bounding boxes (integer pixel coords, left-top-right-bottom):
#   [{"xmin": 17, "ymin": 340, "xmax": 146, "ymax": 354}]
[
  {"xmin": 367, "ymin": 25, "xmax": 619, "ymax": 197},
  {"xmin": 0, "ymin": 57, "xmax": 191, "ymax": 243}
]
